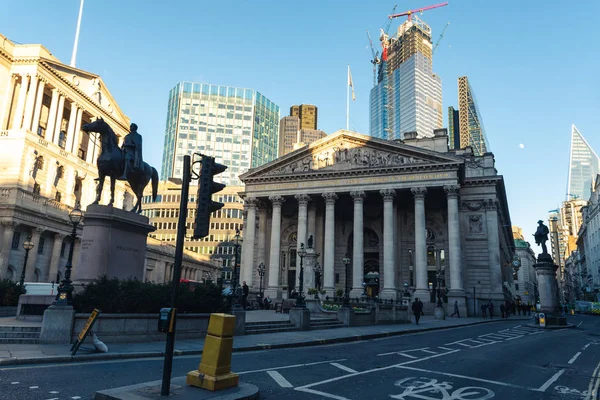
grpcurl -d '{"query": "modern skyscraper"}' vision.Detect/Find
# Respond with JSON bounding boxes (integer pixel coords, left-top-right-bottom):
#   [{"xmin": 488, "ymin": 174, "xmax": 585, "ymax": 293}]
[
  {"xmin": 278, "ymin": 115, "xmax": 326, "ymax": 156},
  {"xmin": 567, "ymin": 125, "xmax": 600, "ymax": 201},
  {"xmin": 370, "ymin": 16, "xmax": 442, "ymax": 140},
  {"xmin": 448, "ymin": 106, "xmax": 460, "ymax": 150},
  {"xmin": 290, "ymin": 104, "xmax": 318, "ymax": 130},
  {"xmin": 457, "ymin": 76, "xmax": 489, "ymax": 156},
  {"xmin": 161, "ymin": 82, "xmax": 280, "ymax": 186}
]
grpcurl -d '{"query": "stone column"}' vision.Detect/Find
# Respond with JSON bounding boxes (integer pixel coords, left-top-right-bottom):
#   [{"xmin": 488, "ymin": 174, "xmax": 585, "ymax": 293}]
[
  {"xmin": 22, "ymin": 75, "xmax": 38, "ymax": 131},
  {"xmin": 86, "ymin": 129, "xmax": 96, "ymax": 163},
  {"xmin": 444, "ymin": 185, "xmax": 465, "ymax": 313},
  {"xmin": 322, "ymin": 192, "xmax": 337, "ymax": 296},
  {"xmin": 0, "ymin": 75, "xmax": 18, "ymax": 129},
  {"xmin": 71, "ymin": 107, "xmax": 83, "ymax": 155},
  {"xmin": 52, "ymin": 94, "xmax": 66, "ymax": 144},
  {"xmin": 267, "ymin": 196, "xmax": 284, "ymax": 298},
  {"xmin": 65, "ymin": 103, "xmax": 77, "ymax": 150},
  {"xmin": 47, "ymin": 233, "xmax": 65, "ymax": 282},
  {"xmin": 485, "ymin": 200, "xmax": 504, "ymax": 300},
  {"xmin": 256, "ymin": 202, "xmax": 267, "ymax": 290},
  {"xmin": 240, "ymin": 197, "xmax": 257, "ymax": 286},
  {"xmin": 295, "ymin": 194, "xmax": 310, "ymax": 289},
  {"xmin": 12, "ymin": 74, "xmax": 29, "ymax": 129},
  {"xmin": 30, "ymin": 78, "xmax": 46, "ymax": 134},
  {"xmin": 411, "ymin": 187, "xmax": 429, "ymax": 300},
  {"xmin": 0, "ymin": 221, "xmax": 18, "ymax": 278},
  {"xmin": 25, "ymin": 228, "xmax": 43, "ymax": 282},
  {"xmin": 306, "ymin": 203, "xmax": 317, "ymax": 290},
  {"xmin": 534, "ymin": 256, "xmax": 562, "ymax": 317},
  {"xmin": 45, "ymin": 89, "xmax": 59, "ymax": 141},
  {"xmin": 350, "ymin": 191, "xmax": 365, "ymax": 296},
  {"xmin": 380, "ymin": 189, "xmax": 396, "ymax": 299}
]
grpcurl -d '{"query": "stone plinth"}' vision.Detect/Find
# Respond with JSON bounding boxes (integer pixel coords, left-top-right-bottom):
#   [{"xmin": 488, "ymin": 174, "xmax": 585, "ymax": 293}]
[
  {"xmin": 302, "ymin": 247, "xmax": 320, "ymax": 292},
  {"xmin": 39, "ymin": 305, "xmax": 75, "ymax": 344},
  {"xmin": 74, "ymin": 204, "xmax": 156, "ymax": 283},
  {"xmin": 534, "ymin": 254, "xmax": 560, "ymax": 315},
  {"xmin": 434, "ymin": 306, "xmax": 446, "ymax": 320},
  {"xmin": 337, "ymin": 307, "xmax": 356, "ymax": 327},
  {"xmin": 289, "ymin": 307, "xmax": 310, "ymax": 330},
  {"xmin": 231, "ymin": 309, "xmax": 246, "ymax": 336}
]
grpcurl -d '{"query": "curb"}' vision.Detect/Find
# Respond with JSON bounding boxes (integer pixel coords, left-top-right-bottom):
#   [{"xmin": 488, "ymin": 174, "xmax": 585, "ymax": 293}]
[{"xmin": 0, "ymin": 317, "xmax": 532, "ymax": 367}]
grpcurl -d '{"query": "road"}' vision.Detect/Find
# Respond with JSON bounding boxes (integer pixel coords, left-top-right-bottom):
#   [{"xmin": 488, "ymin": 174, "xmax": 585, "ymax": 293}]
[{"xmin": 0, "ymin": 315, "xmax": 598, "ymax": 400}]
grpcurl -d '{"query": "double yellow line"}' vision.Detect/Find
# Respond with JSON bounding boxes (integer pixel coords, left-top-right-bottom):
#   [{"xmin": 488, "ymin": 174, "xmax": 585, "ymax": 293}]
[{"xmin": 586, "ymin": 360, "xmax": 600, "ymax": 400}]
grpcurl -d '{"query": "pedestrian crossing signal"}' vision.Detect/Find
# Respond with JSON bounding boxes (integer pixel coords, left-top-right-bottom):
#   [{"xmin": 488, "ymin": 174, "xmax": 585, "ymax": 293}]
[{"xmin": 193, "ymin": 156, "xmax": 227, "ymax": 239}]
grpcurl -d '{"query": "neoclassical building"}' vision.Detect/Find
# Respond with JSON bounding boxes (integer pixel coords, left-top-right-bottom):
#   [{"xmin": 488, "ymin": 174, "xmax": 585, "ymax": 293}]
[{"xmin": 239, "ymin": 129, "xmax": 515, "ymax": 315}]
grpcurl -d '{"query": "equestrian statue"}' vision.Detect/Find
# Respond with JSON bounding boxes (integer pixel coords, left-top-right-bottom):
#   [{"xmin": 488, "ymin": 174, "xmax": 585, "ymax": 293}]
[{"xmin": 81, "ymin": 118, "xmax": 158, "ymax": 213}]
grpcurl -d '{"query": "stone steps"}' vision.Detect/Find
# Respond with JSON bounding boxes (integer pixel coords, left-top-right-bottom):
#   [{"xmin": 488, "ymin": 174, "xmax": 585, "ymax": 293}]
[
  {"xmin": 0, "ymin": 326, "xmax": 41, "ymax": 343},
  {"xmin": 245, "ymin": 320, "xmax": 298, "ymax": 335},
  {"xmin": 310, "ymin": 318, "xmax": 345, "ymax": 330}
]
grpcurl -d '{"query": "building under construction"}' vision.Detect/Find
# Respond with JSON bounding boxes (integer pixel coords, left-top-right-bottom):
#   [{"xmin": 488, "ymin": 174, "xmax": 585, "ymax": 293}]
[{"xmin": 370, "ymin": 14, "xmax": 443, "ymax": 140}]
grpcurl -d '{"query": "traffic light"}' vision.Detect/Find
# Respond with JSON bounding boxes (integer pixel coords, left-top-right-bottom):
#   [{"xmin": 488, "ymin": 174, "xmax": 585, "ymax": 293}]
[{"xmin": 193, "ymin": 156, "xmax": 227, "ymax": 239}]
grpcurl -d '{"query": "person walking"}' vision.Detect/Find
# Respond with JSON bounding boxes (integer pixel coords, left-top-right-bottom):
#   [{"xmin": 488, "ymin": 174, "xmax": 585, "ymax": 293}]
[
  {"xmin": 412, "ymin": 298, "xmax": 423, "ymax": 325},
  {"xmin": 488, "ymin": 301, "xmax": 494, "ymax": 319},
  {"xmin": 242, "ymin": 281, "xmax": 249, "ymax": 309},
  {"xmin": 451, "ymin": 300, "xmax": 460, "ymax": 318},
  {"xmin": 500, "ymin": 303, "xmax": 506, "ymax": 318},
  {"xmin": 481, "ymin": 303, "xmax": 487, "ymax": 318}
]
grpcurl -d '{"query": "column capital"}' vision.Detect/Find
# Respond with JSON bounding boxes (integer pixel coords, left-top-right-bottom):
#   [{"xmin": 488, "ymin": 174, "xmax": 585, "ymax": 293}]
[
  {"xmin": 244, "ymin": 196, "xmax": 258, "ymax": 208},
  {"xmin": 483, "ymin": 199, "xmax": 498, "ymax": 210},
  {"xmin": 0, "ymin": 220, "xmax": 18, "ymax": 229},
  {"xmin": 295, "ymin": 194, "xmax": 310, "ymax": 206},
  {"xmin": 53, "ymin": 233, "xmax": 67, "ymax": 241},
  {"xmin": 268, "ymin": 195, "xmax": 285, "ymax": 207},
  {"xmin": 410, "ymin": 187, "xmax": 427, "ymax": 200},
  {"xmin": 443, "ymin": 185, "xmax": 461, "ymax": 198},
  {"xmin": 36, "ymin": 74, "xmax": 48, "ymax": 83},
  {"xmin": 31, "ymin": 227, "xmax": 44, "ymax": 237},
  {"xmin": 380, "ymin": 189, "xmax": 396, "ymax": 201},
  {"xmin": 322, "ymin": 192, "xmax": 338, "ymax": 204},
  {"xmin": 350, "ymin": 190, "xmax": 366, "ymax": 202}
]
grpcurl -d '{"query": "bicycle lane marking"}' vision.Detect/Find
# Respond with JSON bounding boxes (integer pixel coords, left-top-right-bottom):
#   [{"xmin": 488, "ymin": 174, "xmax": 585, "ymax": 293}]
[{"xmin": 391, "ymin": 377, "xmax": 495, "ymax": 400}]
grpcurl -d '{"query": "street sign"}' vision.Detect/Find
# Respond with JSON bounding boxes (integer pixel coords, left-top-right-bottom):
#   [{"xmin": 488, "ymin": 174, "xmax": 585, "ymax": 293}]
[
  {"xmin": 539, "ymin": 312, "xmax": 546, "ymax": 327},
  {"xmin": 70, "ymin": 308, "xmax": 100, "ymax": 355}
]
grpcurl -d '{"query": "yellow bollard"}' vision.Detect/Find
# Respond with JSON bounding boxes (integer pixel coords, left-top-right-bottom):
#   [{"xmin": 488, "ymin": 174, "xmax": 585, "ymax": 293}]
[{"xmin": 186, "ymin": 313, "xmax": 239, "ymax": 391}]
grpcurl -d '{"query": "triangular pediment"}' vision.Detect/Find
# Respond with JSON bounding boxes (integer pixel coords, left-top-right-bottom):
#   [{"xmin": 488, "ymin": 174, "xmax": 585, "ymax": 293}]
[{"xmin": 240, "ymin": 130, "xmax": 463, "ymax": 180}]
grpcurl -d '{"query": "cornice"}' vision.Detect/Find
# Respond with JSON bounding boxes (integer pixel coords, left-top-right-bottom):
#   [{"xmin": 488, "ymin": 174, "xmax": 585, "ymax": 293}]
[
  {"xmin": 0, "ymin": 47, "xmax": 12, "ymax": 64},
  {"xmin": 38, "ymin": 61, "xmax": 129, "ymax": 132}
]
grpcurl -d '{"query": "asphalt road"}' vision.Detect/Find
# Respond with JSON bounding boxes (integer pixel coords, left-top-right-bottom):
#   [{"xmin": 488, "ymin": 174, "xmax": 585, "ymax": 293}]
[{"xmin": 0, "ymin": 315, "xmax": 598, "ymax": 400}]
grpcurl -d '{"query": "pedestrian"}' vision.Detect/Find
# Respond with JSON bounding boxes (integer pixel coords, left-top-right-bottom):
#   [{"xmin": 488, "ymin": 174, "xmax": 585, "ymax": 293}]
[
  {"xmin": 480, "ymin": 303, "xmax": 487, "ymax": 318},
  {"xmin": 564, "ymin": 304, "xmax": 568, "ymax": 315},
  {"xmin": 488, "ymin": 301, "xmax": 494, "ymax": 319},
  {"xmin": 451, "ymin": 300, "xmax": 460, "ymax": 318},
  {"xmin": 500, "ymin": 303, "xmax": 506, "ymax": 318},
  {"xmin": 242, "ymin": 281, "xmax": 249, "ymax": 310},
  {"xmin": 263, "ymin": 295, "xmax": 272, "ymax": 310},
  {"xmin": 412, "ymin": 297, "xmax": 423, "ymax": 325}
]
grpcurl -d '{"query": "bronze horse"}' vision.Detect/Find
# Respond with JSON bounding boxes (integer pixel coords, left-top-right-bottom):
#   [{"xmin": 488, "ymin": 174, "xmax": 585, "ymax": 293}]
[{"xmin": 81, "ymin": 118, "xmax": 158, "ymax": 213}]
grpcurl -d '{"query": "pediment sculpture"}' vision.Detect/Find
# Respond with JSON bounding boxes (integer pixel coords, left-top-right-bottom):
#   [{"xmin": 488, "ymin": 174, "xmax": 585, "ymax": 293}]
[{"xmin": 267, "ymin": 142, "xmax": 427, "ymax": 175}]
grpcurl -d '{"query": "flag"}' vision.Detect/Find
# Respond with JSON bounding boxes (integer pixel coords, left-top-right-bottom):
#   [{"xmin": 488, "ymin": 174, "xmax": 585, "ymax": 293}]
[{"xmin": 348, "ymin": 66, "xmax": 356, "ymax": 101}]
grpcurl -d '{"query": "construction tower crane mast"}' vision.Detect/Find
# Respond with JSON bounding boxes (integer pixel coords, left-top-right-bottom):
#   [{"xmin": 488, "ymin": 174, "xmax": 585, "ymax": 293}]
[
  {"xmin": 366, "ymin": 30, "xmax": 380, "ymax": 87},
  {"xmin": 432, "ymin": 21, "xmax": 450, "ymax": 55},
  {"xmin": 389, "ymin": 2, "xmax": 448, "ymax": 21}
]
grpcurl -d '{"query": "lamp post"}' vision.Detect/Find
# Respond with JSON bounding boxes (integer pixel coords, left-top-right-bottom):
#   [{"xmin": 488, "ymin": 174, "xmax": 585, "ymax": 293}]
[
  {"xmin": 296, "ymin": 243, "xmax": 307, "ymax": 307},
  {"xmin": 342, "ymin": 253, "xmax": 351, "ymax": 308},
  {"xmin": 230, "ymin": 228, "xmax": 243, "ymax": 310},
  {"xmin": 313, "ymin": 262, "xmax": 322, "ymax": 299},
  {"xmin": 55, "ymin": 206, "xmax": 83, "ymax": 306},
  {"xmin": 257, "ymin": 262, "xmax": 265, "ymax": 299},
  {"xmin": 436, "ymin": 268, "xmax": 445, "ymax": 307},
  {"xmin": 19, "ymin": 236, "xmax": 34, "ymax": 287}
]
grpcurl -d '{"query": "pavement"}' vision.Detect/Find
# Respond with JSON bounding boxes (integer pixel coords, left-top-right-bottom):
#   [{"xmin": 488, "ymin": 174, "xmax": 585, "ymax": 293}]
[{"xmin": 0, "ymin": 312, "xmax": 534, "ymax": 366}]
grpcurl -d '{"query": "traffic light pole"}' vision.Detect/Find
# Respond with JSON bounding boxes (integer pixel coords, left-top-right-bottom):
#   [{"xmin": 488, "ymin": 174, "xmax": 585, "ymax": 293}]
[{"xmin": 161, "ymin": 155, "xmax": 191, "ymax": 396}]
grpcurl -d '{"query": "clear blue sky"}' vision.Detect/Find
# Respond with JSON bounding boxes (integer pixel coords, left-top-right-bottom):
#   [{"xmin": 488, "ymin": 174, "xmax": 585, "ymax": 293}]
[{"xmin": 2, "ymin": 0, "xmax": 599, "ymax": 239}]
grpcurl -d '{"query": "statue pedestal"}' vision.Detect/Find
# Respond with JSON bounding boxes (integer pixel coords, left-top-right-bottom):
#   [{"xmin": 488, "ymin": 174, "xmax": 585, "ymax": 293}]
[
  {"xmin": 74, "ymin": 204, "xmax": 156, "ymax": 283},
  {"xmin": 534, "ymin": 253, "xmax": 566, "ymax": 326}
]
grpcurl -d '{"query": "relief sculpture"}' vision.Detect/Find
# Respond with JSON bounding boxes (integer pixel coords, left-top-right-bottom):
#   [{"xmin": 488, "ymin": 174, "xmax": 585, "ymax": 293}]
[
  {"xmin": 267, "ymin": 141, "xmax": 426, "ymax": 175},
  {"xmin": 469, "ymin": 215, "xmax": 484, "ymax": 234}
]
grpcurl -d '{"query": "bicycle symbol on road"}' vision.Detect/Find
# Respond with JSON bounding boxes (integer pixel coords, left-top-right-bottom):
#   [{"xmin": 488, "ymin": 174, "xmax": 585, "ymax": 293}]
[{"xmin": 391, "ymin": 377, "xmax": 495, "ymax": 400}]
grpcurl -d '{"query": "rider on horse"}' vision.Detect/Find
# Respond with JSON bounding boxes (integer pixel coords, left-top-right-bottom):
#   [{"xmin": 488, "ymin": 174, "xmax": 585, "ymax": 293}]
[{"xmin": 119, "ymin": 123, "xmax": 143, "ymax": 180}]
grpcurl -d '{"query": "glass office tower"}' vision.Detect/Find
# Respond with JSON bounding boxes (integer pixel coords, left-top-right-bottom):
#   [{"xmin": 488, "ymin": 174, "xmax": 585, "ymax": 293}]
[
  {"xmin": 567, "ymin": 125, "xmax": 600, "ymax": 201},
  {"xmin": 457, "ymin": 76, "xmax": 489, "ymax": 156},
  {"xmin": 161, "ymin": 82, "xmax": 280, "ymax": 186}
]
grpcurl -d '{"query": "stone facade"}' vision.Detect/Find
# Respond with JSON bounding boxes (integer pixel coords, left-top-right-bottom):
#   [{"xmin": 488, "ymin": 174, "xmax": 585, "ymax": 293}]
[{"xmin": 238, "ymin": 129, "xmax": 515, "ymax": 316}]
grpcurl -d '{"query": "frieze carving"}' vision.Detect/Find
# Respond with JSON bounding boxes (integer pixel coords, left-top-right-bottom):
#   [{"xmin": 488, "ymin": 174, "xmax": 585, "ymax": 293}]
[
  {"xmin": 465, "ymin": 158, "xmax": 484, "ymax": 169},
  {"xmin": 266, "ymin": 141, "xmax": 427, "ymax": 175},
  {"xmin": 468, "ymin": 215, "xmax": 484, "ymax": 234},
  {"xmin": 461, "ymin": 200, "xmax": 483, "ymax": 211},
  {"xmin": 483, "ymin": 199, "xmax": 497, "ymax": 210}
]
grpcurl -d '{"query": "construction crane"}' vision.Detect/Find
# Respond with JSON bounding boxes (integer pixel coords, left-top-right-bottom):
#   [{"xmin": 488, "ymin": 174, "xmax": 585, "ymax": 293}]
[
  {"xmin": 389, "ymin": 2, "xmax": 448, "ymax": 21},
  {"xmin": 366, "ymin": 30, "xmax": 380, "ymax": 87},
  {"xmin": 432, "ymin": 21, "xmax": 449, "ymax": 55},
  {"xmin": 379, "ymin": 4, "xmax": 398, "ymax": 62}
]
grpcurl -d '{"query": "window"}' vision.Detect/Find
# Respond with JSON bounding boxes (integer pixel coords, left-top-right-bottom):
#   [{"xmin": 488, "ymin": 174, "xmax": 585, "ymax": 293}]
[
  {"xmin": 11, "ymin": 232, "xmax": 20, "ymax": 249},
  {"xmin": 33, "ymin": 183, "xmax": 41, "ymax": 195},
  {"xmin": 38, "ymin": 237, "xmax": 45, "ymax": 254},
  {"xmin": 58, "ymin": 131, "xmax": 67, "ymax": 149}
]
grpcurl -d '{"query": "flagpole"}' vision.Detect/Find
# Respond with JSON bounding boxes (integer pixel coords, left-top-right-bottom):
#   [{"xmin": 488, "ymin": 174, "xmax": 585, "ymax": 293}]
[
  {"xmin": 70, "ymin": 0, "xmax": 85, "ymax": 67},
  {"xmin": 346, "ymin": 64, "xmax": 350, "ymax": 131}
]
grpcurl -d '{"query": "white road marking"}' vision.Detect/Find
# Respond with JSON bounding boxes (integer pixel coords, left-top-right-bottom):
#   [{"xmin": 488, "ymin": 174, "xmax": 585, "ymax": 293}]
[
  {"xmin": 10, "ymin": 382, "xmax": 19, "ymax": 384},
  {"xmin": 577, "ymin": 321, "xmax": 583, "ymax": 327},
  {"xmin": 295, "ymin": 386, "xmax": 351, "ymax": 400},
  {"xmin": 421, "ymin": 349, "xmax": 438, "ymax": 354},
  {"xmin": 582, "ymin": 342, "xmax": 593, "ymax": 351},
  {"xmin": 237, "ymin": 358, "xmax": 347, "ymax": 375},
  {"xmin": 330, "ymin": 362, "xmax": 357, "ymax": 373},
  {"xmin": 538, "ymin": 369, "xmax": 565, "ymax": 392},
  {"xmin": 377, "ymin": 347, "xmax": 431, "ymax": 356},
  {"xmin": 437, "ymin": 346, "xmax": 454, "ymax": 351},
  {"xmin": 453, "ymin": 342, "xmax": 476, "ymax": 348},
  {"xmin": 395, "ymin": 353, "xmax": 417, "ymax": 359},
  {"xmin": 568, "ymin": 352, "xmax": 581, "ymax": 364},
  {"xmin": 295, "ymin": 350, "xmax": 460, "ymax": 390},
  {"xmin": 71, "ymin": 397, "xmax": 82, "ymax": 400},
  {"xmin": 504, "ymin": 335, "xmax": 524, "ymax": 340},
  {"xmin": 45, "ymin": 398, "xmax": 59, "ymax": 400},
  {"xmin": 29, "ymin": 386, "xmax": 39, "ymax": 389},
  {"xmin": 48, "ymin": 391, "xmax": 59, "ymax": 394},
  {"xmin": 267, "ymin": 370, "xmax": 293, "ymax": 388},
  {"xmin": 530, "ymin": 331, "xmax": 544, "ymax": 335},
  {"xmin": 585, "ymin": 361, "xmax": 600, "ymax": 400},
  {"xmin": 396, "ymin": 365, "xmax": 535, "ymax": 391}
]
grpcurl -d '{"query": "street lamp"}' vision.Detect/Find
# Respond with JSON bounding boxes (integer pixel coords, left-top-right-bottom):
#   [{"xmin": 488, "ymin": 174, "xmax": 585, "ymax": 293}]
[
  {"xmin": 230, "ymin": 228, "xmax": 243, "ymax": 310},
  {"xmin": 55, "ymin": 206, "xmax": 83, "ymax": 306},
  {"xmin": 436, "ymin": 268, "xmax": 445, "ymax": 307},
  {"xmin": 257, "ymin": 262, "xmax": 265, "ymax": 299},
  {"xmin": 19, "ymin": 236, "xmax": 34, "ymax": 287},
  {"xmin": 296, "ymin": 243, "xmax": 307, "ymax": 307},
  {"xmin": 342, "ymin": 253, "xmax": 351, "ymax": 308},
  {"xmin": 313, "ymin": 261, "xmax": 322, "ymax": 299}
]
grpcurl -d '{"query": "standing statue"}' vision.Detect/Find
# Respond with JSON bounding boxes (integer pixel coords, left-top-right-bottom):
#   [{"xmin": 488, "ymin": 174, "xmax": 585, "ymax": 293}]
[
  {"xmin": 307, "ymin": 234, "xmax": 314, "ymax": 249},
  {"xmin": 119, "ymin": 123, "xmax": 143, "ymax": 180},
  {"xmin": 533, "ymin": 220, "xmax": 549, "ymax": 254},
  {"xmin": 81, "ymin": 118, "xmax": 158, "ymax": 213}
]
